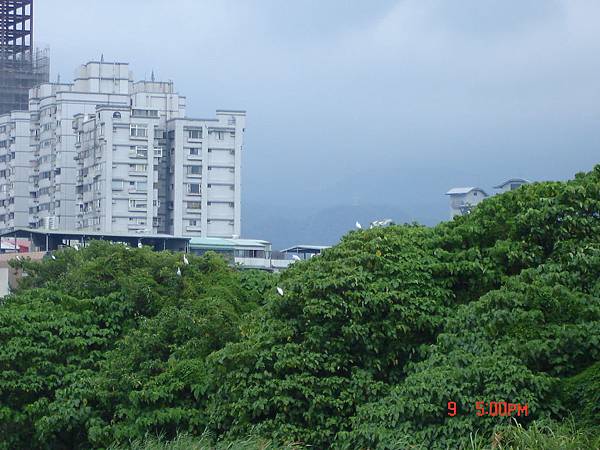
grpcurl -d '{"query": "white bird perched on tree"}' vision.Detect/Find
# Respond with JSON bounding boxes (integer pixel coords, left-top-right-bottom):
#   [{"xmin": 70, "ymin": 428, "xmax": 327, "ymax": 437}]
[
  {"xmin": 292, "ymin": 255, "xmax": 301, "ymax": 261},
  {"xmin": 51, "ymin": 254, "xmax": 56, "ymax": 260},
  {"xmin": 276, "ymin": 287, "xmax": 284, "ymax": 296},
  {"xmin": 73, "ymin": 244, "xmax": 80, "ymax": 251},
  {"xmin": 176, "ymin": 267, "xmax": 182, "ymax": 276},
  {"xmin": 355, "ymin": 221, "xmax": 362, "ymax": 229},
  {"xmin": 183, "ymin": 254, "xmax": 189, "ymax": 265},
  {"xmin": 138, "ymin": 241, "xmax": 143, "ymax": 249}
]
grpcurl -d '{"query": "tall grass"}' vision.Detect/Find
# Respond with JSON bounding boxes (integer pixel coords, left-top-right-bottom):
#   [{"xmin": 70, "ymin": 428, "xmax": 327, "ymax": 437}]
[
  {"xmin": 108, "ymin": 431, "xmax": 305, "ymax": 450},
  {"xmin": 469, "ymin": 418, "xmax": 600, "ymax": 450},
  {"xmin": 109, "ymin": 419, "xmax": 599, "ymax": 450}
]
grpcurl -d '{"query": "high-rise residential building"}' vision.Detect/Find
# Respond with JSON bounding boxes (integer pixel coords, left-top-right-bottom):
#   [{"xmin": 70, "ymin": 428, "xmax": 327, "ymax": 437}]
[
  {"xmin": 0, "ymin": 0, "xmax": 49, "ymax": 115},
  {"xmin": 167, "ymin": 112, "xmax": 245, "ymax": 238},
  {"xmin": 6, "ymin": 60, "xmax": 245, "ymax": 238},
  {"xmin": 0, "ymin": 111, "xmax": 30, "ymax": 229}
]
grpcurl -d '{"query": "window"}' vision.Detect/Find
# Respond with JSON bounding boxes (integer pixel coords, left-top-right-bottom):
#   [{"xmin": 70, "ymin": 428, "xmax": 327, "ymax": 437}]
[
  {"xmin": 189, "ymin": 147, "xmax": 201, "ymax": 156},
  {"xmin": 130, "ymin": 145, "xmax": 148, "ymax": 158},
  {"xmin": 130, "ymin": 124, "xmax": 148, "ymax": 138},
  {"xmin": 113, "ymin": 112, "xmax": 122, "ymax": 119},
  {"xmin": 189, "ymin": 220, "xmax": 199, "ymax": 227},
  {"xmin": 131, "ymin": 181, "xmax": 147, "ymax": 191},
  {"xmin": 132, "ymin": 109, "xmax": 159, "ymax": 118},
  {"xmin": 187, "ymin": 165, "xmax": 202, "ymax": 175},
  {"xmin": 187, "ymin": 183, "xmax": 201, "ymax": 195},
  {"xmin": 129, "ymin": 164, "xmax": 148, "ymax": 172},
  {"xmin": 187, "ymin": 201, "xmax": 202, "ymax": 209},
  {"xmin": 129, "ymin": 199, "xmax": 148, "ymax": 209},
  {"xmin": 188, "ymin": 129, "xmax": 202, "ymax": 140},
  {"xmin": 216, "ymin": 131, "xmax": 225, "ymax": 140},
  {"xmin": 154, "ymin": 147, "xmax": 163, "ymax": 157}
]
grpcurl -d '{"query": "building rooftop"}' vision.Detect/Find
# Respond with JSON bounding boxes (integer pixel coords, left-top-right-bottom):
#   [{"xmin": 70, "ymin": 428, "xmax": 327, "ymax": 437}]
[
  {"xmin": 281, "ymin": 245, "xmax": 331, "ymax": 253},
  {"xmin": 445, "ymin": 187, "xmax": 488, "ymax": 196},
  {"xmin": 493, "ymin": 178, "xmax": 531, "ymax": 189},
  {"xmin": 189, "ymin": 237, "xmax": 271, "ymax": 249},
  {"xmin": 0, "ymin": 227, "xmax": 187, "ymax": 240}
]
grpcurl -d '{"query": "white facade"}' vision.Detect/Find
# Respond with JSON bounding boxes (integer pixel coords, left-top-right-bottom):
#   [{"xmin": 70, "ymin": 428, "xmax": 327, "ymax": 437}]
[
  {"xmin": 167, "ymin": 111, "xmax": 245, "ymax": 238},
  {"xmin": 0, "ymin": 111, "xmax": 30, "ymax": 231},
  {"xmin": 28, "ymin": 62, "xmax": 133, "ymax": 231},
  {"xmin": 0, "ymin": 60, "xmax": 245, "ymax": 239},
  {"xmin": 445, "ymin": 187, "xmax": 488, "ymax": 219}
]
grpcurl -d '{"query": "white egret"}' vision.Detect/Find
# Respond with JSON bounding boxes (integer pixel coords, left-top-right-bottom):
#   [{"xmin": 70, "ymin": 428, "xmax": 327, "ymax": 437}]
[
  {"xmin": 276, "ymin": 287, "xmax": 284, "ymax": 296},
  {"xmin": 183, "ymin": 254, "xmax": 189, "ymax": 265},
  {"xmin": 176, "ymin": 267, "xmax": 182, "ymax": 276},
  {"xmin": 292, "ymin": 255, "xmax": 302, "ymax": 262},
  {"xmin": 355, "ymin": 221, "xmax": 362, "ymax": 229}
]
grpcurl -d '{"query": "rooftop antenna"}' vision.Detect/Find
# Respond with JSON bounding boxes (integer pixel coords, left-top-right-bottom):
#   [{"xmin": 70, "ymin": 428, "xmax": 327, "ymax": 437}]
[
  {"xmin": 57, "ymin": 73, "xmax": 61, "ymax": 84},
  {"xmin": 101, "ymin": 53, "xmax": 104, "ymax": 63},
  {"xmin": 151, "ymin": 70, "xmax": 155, "ymax": 82}
]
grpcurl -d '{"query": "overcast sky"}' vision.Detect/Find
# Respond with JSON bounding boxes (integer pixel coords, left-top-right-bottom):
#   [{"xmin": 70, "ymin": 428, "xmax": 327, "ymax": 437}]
[{"xmin": 36, "ymin": 0, "xmax": 600, "ymax": 246}]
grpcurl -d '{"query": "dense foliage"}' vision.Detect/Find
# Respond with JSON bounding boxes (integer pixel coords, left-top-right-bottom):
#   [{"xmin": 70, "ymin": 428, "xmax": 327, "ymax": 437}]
[{"xmin": 2, "ymin": 166, "xmax": 600, "ymax": 449}]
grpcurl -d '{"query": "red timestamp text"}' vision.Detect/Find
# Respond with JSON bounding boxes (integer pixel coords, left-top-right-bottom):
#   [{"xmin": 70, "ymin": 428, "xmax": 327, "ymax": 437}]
[{"xmin": 447, "ymin": 401, "xmax": 529, "ymax": 417}]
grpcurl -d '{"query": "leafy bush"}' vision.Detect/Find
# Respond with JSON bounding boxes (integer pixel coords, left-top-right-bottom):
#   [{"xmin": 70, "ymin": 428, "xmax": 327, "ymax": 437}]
[{"xmin": 1, "ymin": 244, "xmax": 256, "ymax": 449}]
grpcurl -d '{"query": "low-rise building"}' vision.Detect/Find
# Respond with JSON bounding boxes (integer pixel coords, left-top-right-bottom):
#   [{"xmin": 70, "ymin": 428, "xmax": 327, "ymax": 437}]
[
  {"xmin": 445, "ymin": 187, "xmax": 488, "ymax": 219},
  {"xmin": 494, "ymin": 178, "xmax": 530, "ymax": 193}
]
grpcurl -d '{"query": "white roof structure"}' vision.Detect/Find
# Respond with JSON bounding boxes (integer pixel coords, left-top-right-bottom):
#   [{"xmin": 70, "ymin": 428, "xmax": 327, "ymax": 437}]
[
  {"xmin": 493, "ymin": 178, "xmax": 530, "ymax": 189},
  {"xmin": 282, "ymin": 245, "xmax": 330, "ymax": 253},
  {"xmin": 189, "ymin": 237, "xmax": 271, "ymax": 251},
  {"xmin": 445, "ymin": 187, "xmax": 488, "ymax": 196}
]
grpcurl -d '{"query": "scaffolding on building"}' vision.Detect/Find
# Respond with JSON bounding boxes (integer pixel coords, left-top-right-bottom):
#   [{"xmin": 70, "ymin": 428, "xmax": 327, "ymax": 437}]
[{"xmin": 0, "ymin": 0, "xmax": 49, "ymax": 115}]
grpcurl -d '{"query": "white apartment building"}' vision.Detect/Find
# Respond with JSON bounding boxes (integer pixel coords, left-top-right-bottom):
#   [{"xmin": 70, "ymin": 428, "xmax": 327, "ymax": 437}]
[
  {"xmin": 0, "ymin": 60, "xmax": 246, "ymax": 239},
  {"xmin": 167, "ymin": 111, "xmax": 245, "ymax": 238},
  {"xmin": 0, "ymin": 111, "xmax": 30, "ymax": 230},
  {"xmin": 28, "ymin": 62, "xmax": 134, "ymax": 230}
]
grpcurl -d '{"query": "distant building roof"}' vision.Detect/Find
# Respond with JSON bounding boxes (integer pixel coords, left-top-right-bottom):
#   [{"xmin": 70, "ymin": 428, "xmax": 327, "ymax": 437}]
[
  {"xmin": 189, "ymin": 237, "xmax": 270, "ymax": 250},
  {"xmin": 230, "ymin": 238, "xmax": 271, "ymax": 248},
  {"xmin": 493, "ymin": 178, "xmax": 531, "ymax": 189},
  {"xmin": 0, "ymin": 227, "xmax": 186, "ymax": 240},
  {"xmin": 282, "ymin": 245, "xmax": 331, "ymax": 253},
  {"xmin": 445, "ymin": 187, "xmax": 488, "ymax": 196},
  {"xmin": 189, "ymin": 237, "xmax": 236, "ymax": 248}
]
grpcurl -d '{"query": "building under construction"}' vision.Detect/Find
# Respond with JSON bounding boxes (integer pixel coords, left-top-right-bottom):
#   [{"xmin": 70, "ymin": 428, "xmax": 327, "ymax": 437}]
[{"xmin": 0, "ymin": 0, "xmax": 49, "ymax": 115}]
